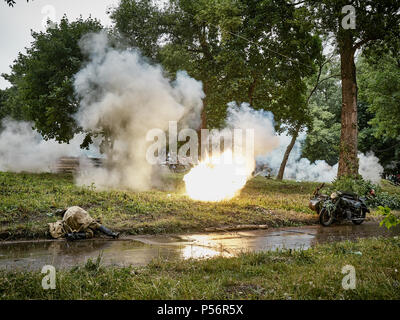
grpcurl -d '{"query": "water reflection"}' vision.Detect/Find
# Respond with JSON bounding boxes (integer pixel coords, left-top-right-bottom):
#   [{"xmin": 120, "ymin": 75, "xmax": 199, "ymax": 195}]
[
  {"xmin": 0, "ymin": 222, "xmax": 399, "ymax": 271},
  {"xmin": 181, "ymin": 245, "xmax": 232, "ymax": 259}
]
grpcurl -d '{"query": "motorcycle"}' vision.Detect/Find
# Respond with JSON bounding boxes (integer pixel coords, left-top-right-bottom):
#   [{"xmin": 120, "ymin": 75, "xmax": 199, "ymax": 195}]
[
  {"xmin": 309, "ymin": 183, "xmax": 371, "ymax": 227},
  {"xmin": 387, "ymin": 174, "xmax": 400, "ymax": 187}
]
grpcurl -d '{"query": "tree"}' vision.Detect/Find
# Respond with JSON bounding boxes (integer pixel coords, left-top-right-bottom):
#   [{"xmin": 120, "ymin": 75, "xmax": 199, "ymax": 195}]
[
  {"xmin": 193, "ymin": 0, "xmax": 321, "ymax": 174},
  {"xmin": 275, "ymin": 49, "xmax": 338, "ymax": 179},
  {"xmin": 0, "ymin": 89, "xmax": 7, "ymax": 120},
  {"xmin": 111, "ymin": 0, "xmax": 322, "ymax": 135},
  {"xmin": 358, "ymin": 52, "xmax": 400, "ymax": 140},
  {"xmin": 301, "ymin": 58, "xmax": 342, "ymax": 166},
  {"xmin": 2, "ymin": 16, "xmax": 103, "ymax": 144},
  {"xmin": 161, "ymin": 0, "xmax": 322, "ymax": 169},
  {"xmin": 108, "ymin": 0, "xmax": 164, "ymax": 61},
  {"xmin": 301, "ymin": 103, "xmax": 341, "ymax": 166},
  {"xmin": 302, "ymin": 52, "xmax": 400, "ymax": 174},
  {"xmin": 0, "ymin": 89, "xmax": 9, "ymax": 126},
  {"xmin": 0, "ymin": 87, "xmax": 26, "ymax": 125},
  {"xmin": 357, "ymin": 52, "xmax": 400, "ymax": 173},
  {"xmin": 305, "ymin": 0, "xmax": 400, "ymax": 178},
  {"xmin": 158, "ymin": 0, "xmax": 229, "ymax": 130},
  {"xmin": 110, "ymin": 0, "xmax": 224, "ymax": 131}
]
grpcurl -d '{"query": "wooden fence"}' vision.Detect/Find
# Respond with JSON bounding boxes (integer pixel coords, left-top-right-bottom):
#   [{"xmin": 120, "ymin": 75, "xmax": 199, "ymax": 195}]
[{"xmin": 56, "ymin": 157, "xmax": 103, "ymax": 173}]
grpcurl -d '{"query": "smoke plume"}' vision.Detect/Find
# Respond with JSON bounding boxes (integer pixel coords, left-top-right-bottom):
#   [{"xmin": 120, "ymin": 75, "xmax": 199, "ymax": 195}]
[
  {"xmin": 226, "ymin": 102, "xmax": 279, "ymax": 157},
  {"xmin": 358, "ymin": 152, "xmax": 384, "ymax": 184},
  {"xmin": 0, "ymin": 119, "xmax": 86, "ymax": 173},
  {"xmin": 74, "ymin": 32, "xmax": 204, "ymax": 190},
  {"xmin": 256, "ymin": 132, "xmax": 383, "ymax": 184}
]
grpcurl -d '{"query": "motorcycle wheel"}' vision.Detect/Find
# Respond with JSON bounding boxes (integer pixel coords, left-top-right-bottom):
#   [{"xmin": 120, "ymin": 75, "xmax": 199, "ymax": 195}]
[
  {"xmin": 352, "ymin": 212, "xmax": 366, "ymax": 225},
  {"xmin": 319, "ymin": 208, "xmax": 334, "ymax": 226}
]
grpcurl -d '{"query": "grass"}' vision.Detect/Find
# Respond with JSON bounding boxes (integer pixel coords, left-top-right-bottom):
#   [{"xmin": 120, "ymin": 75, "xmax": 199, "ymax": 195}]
[
  {"xmin": 1, "ymin": 172, "xmax": 399, "ymax": 240},
  {"xmin": 380, "ymin": 179, "xmax": 400, "ymax": 195},
  {"xmin": 0, "ymin": 237, "xmax": 399, "ymax": 299},
  {"xmin": 0, "ymin": 172, "xmax": 326, "ymax": 240}
]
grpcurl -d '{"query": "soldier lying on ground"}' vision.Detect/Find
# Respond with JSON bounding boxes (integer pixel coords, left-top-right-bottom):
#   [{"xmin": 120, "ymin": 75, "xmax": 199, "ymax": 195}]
[{"xmin": 48, "ymin": 206, "xmax": 119, "ymax": 240}]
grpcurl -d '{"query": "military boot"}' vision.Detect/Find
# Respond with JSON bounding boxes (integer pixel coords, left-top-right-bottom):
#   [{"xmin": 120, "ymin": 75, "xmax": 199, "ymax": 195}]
[
  {"xmin": 65, "ymin": 232, "xmax": 87, "ymax": 241},
  {"xmin": 98, "ymin": 225, "xmax": 119, "ymax": 239}
]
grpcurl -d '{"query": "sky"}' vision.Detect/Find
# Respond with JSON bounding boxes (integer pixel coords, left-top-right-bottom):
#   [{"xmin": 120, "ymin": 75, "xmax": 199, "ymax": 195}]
[{"xmin": 0, "ymin": 0, "xmax": 119, "ymax": 89}]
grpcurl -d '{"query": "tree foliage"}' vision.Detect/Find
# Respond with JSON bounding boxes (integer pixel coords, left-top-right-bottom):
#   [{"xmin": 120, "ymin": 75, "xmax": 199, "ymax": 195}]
[
  {"xmin": 305, "ymin": 0, "xmax": 400, "ymax": 177},
  {"xmin": 301, "ymin": 51, "xmax": 400, "ymax": 174},
  {"xmin": 2, "ymin": 16, "xmax": 103, "ymax": 144},
  {"xmin": 378, "ymin": 206, "xmax": 400, "ymax": 229},
  {"xmin": 111, "ymin": 0, "xmax": 322, "ymax": 131},
  {"xmin": 357, "ymin": 52, "xmax": 400, "ymax": 173},
  {"xmin": 214, "ymin": 0, "xmax": 322, "ymax": 132},
  {"xmin": 301, "ymin": 58, "xmax": 341, "ymax": 166},
  {"xmin": 0, "ymin": 87, "xmax": 26, "ymax": 125},
  {"xmin": 0, "ymin": 89, "xmax": 8, "ymax": 121},
  {"xmin": 358, "ymin": 52, "xmax": 400, "ymax": 140},
  {"xmin": 109, "ymin": 0, "xmax": 164, "ymax": 61}
]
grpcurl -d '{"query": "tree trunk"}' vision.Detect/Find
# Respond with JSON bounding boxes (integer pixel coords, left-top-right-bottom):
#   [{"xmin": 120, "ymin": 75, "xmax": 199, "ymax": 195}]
[
  {"xmin": 197, "ymin": 82, "xmax": 208, "ymax": 160},
  {"xmin": 276, "ymin": 125, "xmax": 300, "ymax": 180},
  {"xmin": 248, "ymin": 75, "xmax": 257, "ymax": 106},
  {"xmin": 201, "ymin": 103, "xmax": 207, "ymax": 130},
  {"xmin": 338, "ymin": 37, "xmax": 359, "ymax": 178}
]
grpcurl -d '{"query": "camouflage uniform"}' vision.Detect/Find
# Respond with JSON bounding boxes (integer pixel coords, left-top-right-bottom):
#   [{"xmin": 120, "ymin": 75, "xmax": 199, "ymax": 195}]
[{"xmin": 48, "ymin": 206, "xmax": 101, "ymax": 239}]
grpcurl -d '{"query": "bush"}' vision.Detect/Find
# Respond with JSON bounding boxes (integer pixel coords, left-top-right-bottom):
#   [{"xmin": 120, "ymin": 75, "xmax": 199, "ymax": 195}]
[
  {"xmin": 378, "ymin": 206, "xmax": 400, "ymax": 229},
  {"xmin": 331, "ymin": 175, "xmax": 379, "ymax": 195},
  {"xmin": 330, "ymin": 176, "xmax": 400, "ymax": 210},
  {"xmin": 367, "ymin": 192, "xmax": 400, "ymax": 209}
]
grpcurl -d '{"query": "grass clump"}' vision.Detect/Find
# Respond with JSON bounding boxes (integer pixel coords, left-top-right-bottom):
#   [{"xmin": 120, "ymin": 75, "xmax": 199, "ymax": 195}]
[{"xmin": 0, "ymin": 237, "xmax": 399, "ymax": 300}]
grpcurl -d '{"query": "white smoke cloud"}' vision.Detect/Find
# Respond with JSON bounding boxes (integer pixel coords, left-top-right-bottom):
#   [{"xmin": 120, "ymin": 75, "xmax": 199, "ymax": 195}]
[
  {"xmin": 358, "ymin": 152, "xmax": 384, "ymax": 184},
  {"xmin": 199, "ymin": 102, "xmax": 280, "ymax": 177},
  {"xmin": 0, "ymin": 119, "xmax": 89, "ymax": 173},
  {"xmin": 257, "ymin": 132, "xmax": 383, "ymax": 184},
  {"xmin": 257, "ymin": 132, "xmax": 338, "ymax": 182},
  {"xmin": 226, "ymin": 102, "xmax": 279, "ymax": 158},
  {"xmin": 74, "ymin": 32, "xmax": 205, "ymax": 190}
]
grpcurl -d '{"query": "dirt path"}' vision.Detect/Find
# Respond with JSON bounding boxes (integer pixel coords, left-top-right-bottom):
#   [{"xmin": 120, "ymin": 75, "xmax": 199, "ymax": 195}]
[{"xmin": 0, "ymin": 222, "xmax": 399, "ymax": 271}]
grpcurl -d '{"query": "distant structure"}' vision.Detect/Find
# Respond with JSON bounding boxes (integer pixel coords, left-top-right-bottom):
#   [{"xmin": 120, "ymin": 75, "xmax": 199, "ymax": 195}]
[{"xmin": 56, "ymin": 157, "xmax": 103, "ymax": 173}]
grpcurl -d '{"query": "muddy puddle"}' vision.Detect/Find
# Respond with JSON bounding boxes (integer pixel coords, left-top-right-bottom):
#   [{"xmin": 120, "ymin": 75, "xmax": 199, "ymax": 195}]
[{"xmin": 0, "ymin": 222, "xmax": 399, "ymax": 271}]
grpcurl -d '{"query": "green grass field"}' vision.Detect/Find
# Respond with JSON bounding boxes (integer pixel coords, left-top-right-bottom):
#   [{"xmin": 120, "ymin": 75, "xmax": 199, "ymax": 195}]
[
  {"xmin": 0, "ymin": 172, "xmax": 400, "ymax": 240},
  {"xmin": 0, "ymin": 172, "xmax": 324, "ymax": 239},
  {"xmin": 0, "ymin": 172, "xmax": 398, "ymax": 240},
  {"xmin": 1, "ymin": 237, "xmax": 399, "ymax": 299}
]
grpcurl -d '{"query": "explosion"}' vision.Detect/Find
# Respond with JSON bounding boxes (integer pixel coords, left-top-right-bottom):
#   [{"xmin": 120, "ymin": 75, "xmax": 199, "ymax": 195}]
[
  {"xmin": 183, "ymin": 150, "xmax": 251, "ymax": 202},
  {"xmin": 183, "ymin": 103, "xmax": 280, "ymax": 202}
]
